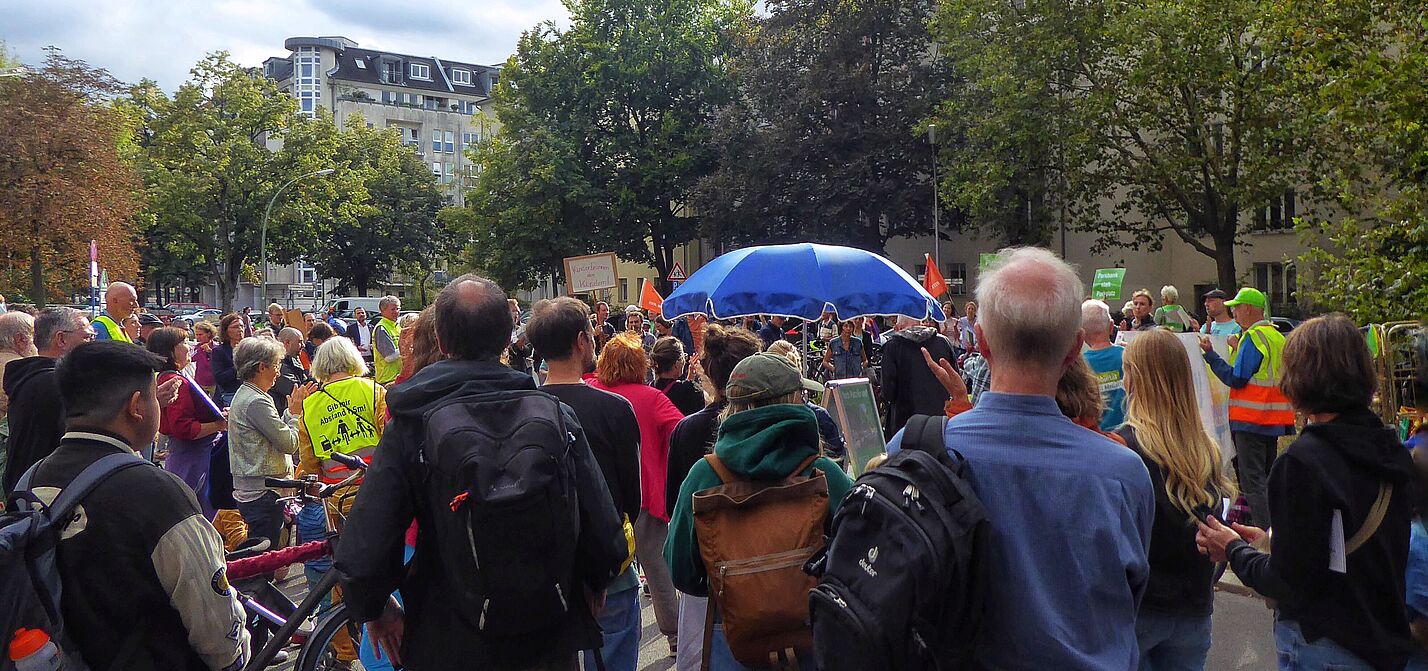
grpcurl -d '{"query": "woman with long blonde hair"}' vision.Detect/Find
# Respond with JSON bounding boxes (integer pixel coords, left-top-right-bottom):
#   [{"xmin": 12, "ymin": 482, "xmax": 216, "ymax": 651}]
[{"xmin": 1118, "ymin": 328, "xmax": 1234, "ymax": 669}]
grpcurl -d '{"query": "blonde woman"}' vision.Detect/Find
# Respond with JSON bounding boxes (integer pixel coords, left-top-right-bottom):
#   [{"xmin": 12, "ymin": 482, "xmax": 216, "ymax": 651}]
[{"xmin": 1118, "ymin": 329, "xmax": 1234, "ymax": 669}]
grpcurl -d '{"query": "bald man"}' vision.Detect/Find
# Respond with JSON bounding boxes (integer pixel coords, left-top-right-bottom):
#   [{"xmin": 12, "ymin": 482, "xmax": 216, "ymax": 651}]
[{"xmin": 93, "ymin": 282, "xmax": 139, "ymax": 343}]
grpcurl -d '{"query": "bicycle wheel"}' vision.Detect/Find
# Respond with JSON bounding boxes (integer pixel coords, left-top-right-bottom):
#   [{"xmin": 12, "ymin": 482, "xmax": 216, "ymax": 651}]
[{"xmin": 295, "ymin": 602, "xmax": 366, "ymax": 671}]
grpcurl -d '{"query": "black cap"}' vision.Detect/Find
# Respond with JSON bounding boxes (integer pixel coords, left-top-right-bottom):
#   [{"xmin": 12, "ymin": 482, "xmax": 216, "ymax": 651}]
[
  {"xmin": 1202, "ymin": 289, "xmax": 1228, "ymax": 300},
  {"xmin": 137, "ymin": 313, "xmax": 164, "ymax": 326}
]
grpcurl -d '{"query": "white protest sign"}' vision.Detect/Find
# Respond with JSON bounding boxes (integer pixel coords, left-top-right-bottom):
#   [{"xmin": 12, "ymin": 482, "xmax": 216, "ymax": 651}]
[{"xmin": 1116, "ymin": 331, "xmax": 1234, "ymax": 464}]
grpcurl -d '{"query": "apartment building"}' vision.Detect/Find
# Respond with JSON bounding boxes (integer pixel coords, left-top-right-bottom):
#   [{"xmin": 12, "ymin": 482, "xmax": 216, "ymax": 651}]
[{"xmin": 263, "ymin": 36, "xmax": 499, "ymax": 205}]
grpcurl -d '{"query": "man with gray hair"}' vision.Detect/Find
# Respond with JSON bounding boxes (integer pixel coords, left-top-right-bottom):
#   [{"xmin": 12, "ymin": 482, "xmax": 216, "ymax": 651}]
[
  {"xmin": 373, "ymin": 295, "xmax": 402, "ymax": 385},
  {"xmin": 888, "ymin": 248, "xmax": 1153, "ymax": 669},
  {"xmin": 1081, "ymin": 299, "xmax": 1127, "ymax": 431},
  {"xmin": 0, "ymin": 311, "xmax": 36, "ymax": 487},
  {"xmin": 4, "ymin": 307, "xmax": 94, "ymax": 492}
]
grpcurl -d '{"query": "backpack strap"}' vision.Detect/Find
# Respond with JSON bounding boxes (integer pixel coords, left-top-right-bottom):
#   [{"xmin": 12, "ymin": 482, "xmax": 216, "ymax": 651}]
[
  {"xmin": 38, "ymin": 452, "xmax": 150, "ymax": 522},
  {"xmin": 786, "ymin": 453, "xmax": 820, "ymax": 481},
  {"xmin": 1346, "ymin": 483, "xmax": 1393, "ymax": 555},
  {"xmin": 703, "ymin": 454, "xmax": 741, "ymax": 484},
  {"xmin": 901, "ymin": 414, "xmax": 949, "ymax": 458}
]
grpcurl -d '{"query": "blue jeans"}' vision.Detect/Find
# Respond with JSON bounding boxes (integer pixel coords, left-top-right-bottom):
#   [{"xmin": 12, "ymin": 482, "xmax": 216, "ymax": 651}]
[
  {"xmin": 1274, "ymin": 618, "xmax": 1374, "ymax": 670},
  {"xmin": 707, "ymin": 624, "xmax": 817, "ymax": 671},
  {"xmin": 1135, "ymin": 610, "xmax": 1211, "ymax": 671},
  {"xmin": 582, "ymin": 587, "xmax": 642, "ymax": 671},
  {"xmin": 235, "ymin": 490, "xmax": 282, "ymax": 546},
  {"xmin": 359, "ymin": 545, "xmax": 414, "ymax": 671}
]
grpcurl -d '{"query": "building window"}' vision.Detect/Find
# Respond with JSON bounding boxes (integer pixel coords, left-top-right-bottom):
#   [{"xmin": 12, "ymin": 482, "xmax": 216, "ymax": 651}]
[
  {"xmin": 354, "ymin": 59, "xmax": 366, "ymax": 70},
  {"xmin": 1253, "ymin": 188, "xmax": 1297, "ymax": 232},
  {"xmin": 410, "ymin": 63, "xmax": 430, "ymax": 80},
  {"xmin": 1252, "ymin": 262, "xmax": 1297, "ymax": 307},
  {"xmin": 432, "ymin": 130, "xmax": 442, "ymax": 153},
  {"xmin": 432, "ymin": 162, "xmax": 443, "ymax": 179},
  {"xmin": 443, "ymin": 161, "xmax": 455, "ymax": 184},
  {"xmin": 444, "ymin": 131, "xmax": 455, "ymax": 154},
  {"xmin": 947, "ymin": 263, "xmax": 968, "ymax": 296},
  {"xmin": 619, "ymin": 278, "xmax": 629, "ymax": 303},
  {"xmin": 291, "ymin": 46, "xmax": 322, "ymax": 118},
  {"xmin": 461, "ymin": 131, "xmax": 479, "ymax": 151},
  {"xmin": 382, "ymin": 61, "xmax": 401, "ymax": 83},
  {"xmin": 452, "ymin": 69, "xmax": 472, "ymax": 85}
]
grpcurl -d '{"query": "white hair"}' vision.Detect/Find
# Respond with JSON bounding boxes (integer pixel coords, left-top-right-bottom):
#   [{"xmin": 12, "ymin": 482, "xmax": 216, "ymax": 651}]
[
  {"xmin": 379, "ymin": 295, "xmax": 401, "ymax": 311},
  {"xmin": 1081, "ymin": 299, "xmax": 1113, "ymax": 334},
  {"xmin": 312, "ymin": 336, "xmax": 369, "ymax": 382},
  {"xmin": 234, "ymin": 336, "xmax": 285, "ymax": 381},
  {"xmin": 1161, "ymin": 285, "xmax": 1179, "ymax": 303},
  {"xmin": 0, "ymin": 312, "xmax": 35, "ymax": 354},
  {"xmin": 278, "ymin": 327, "xmax": 304, "ymax": 344},
  {"xmin": 975, "ymin": 247, "xmax": 1085, "ymax": 368}
]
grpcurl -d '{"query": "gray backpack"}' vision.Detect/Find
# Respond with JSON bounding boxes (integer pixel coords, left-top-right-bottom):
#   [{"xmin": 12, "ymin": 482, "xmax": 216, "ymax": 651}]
[{"xmin": 1, "ymin": 452, "xmax": 148, "ymax": 670}]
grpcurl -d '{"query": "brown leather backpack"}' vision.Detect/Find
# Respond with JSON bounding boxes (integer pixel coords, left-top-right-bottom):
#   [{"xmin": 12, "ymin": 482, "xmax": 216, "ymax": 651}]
[{"xmin": 693, "ymin": 453, "xmax": 829, "ymax": 670}]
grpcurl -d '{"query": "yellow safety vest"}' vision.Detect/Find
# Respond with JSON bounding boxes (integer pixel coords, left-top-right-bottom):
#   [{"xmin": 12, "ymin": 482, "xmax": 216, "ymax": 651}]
[
  {"xmin": 301, "ymin": 377, "xmax": 381, "ymax": 482},
  {"xmin": 93, "ymin": 315, "xmax": 131, "ymax": 343},
  {"xmin": 374, "ymin": 317, "xmax": 401, "ymax": 385}
]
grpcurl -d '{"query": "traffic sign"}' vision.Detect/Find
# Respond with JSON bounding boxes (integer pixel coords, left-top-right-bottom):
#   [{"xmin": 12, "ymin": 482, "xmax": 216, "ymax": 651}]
[{"xmin": 667, "ymin": 262, "xmax": 687, "ymax": 282}]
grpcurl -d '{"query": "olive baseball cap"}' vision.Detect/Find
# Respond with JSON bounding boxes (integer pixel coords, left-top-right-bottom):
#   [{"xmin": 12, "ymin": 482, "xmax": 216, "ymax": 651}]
[
  {"xmin": 1223, "ymin": 287, "xmax": 1268, "ymax": 310},
  {"xmin": 726, "ymin": 353, "xmax": 824, "ymax": 403}
]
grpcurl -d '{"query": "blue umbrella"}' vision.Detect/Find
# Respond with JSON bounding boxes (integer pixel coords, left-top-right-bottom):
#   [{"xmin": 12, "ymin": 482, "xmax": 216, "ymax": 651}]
[{"xmin": 662, "ymin": 243, "xmax": 946, "ymax": 321}]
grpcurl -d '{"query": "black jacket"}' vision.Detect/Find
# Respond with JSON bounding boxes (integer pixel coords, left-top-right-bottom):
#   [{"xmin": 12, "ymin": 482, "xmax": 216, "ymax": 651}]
[
  {"xmin": 1117, "ymin": 426, "xmax": 1217, "ymax": 616},
  {"xmin": 654, "ymin": 377, "xmax": 706, "ymax": 416},
  {"xmin": 1228, "ymin": 407, "xmax": 1415, "ymax": 671},
  {"xmin": 33, "ymin": 432, "xmax": 248, "ymax": 671},
  {"xmin": 4, "ymin": 356, "xmax": 63, "ymax": 493},
  {"xmin": 879, "ymin": 327, "xmax": 955, "ymax": 435},
  {"xmin": 665, "ymin": 400, "xmax": 725, "ymax": 519},
  {"xmin": 335, "ymin": 359, "xmax": 626, "ymax": 670}
]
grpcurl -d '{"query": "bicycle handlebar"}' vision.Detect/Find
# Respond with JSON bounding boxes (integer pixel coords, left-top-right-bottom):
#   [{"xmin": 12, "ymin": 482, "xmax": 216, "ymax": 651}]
[{"xmin": 264, "ymin": 477, "xmax": 306, "ymax": 489}]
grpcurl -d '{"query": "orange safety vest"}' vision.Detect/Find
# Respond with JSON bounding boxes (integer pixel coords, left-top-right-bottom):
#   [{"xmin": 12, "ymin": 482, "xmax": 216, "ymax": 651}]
[{"xmin": 1227, "ymin": 323, "xmax": 1295, "ymax": 427}]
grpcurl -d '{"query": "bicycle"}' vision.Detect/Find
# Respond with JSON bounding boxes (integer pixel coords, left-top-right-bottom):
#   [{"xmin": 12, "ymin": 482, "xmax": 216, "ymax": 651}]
[{"xmin": 225, "ymin": 451, "xmax": 373, "ymax": 671}]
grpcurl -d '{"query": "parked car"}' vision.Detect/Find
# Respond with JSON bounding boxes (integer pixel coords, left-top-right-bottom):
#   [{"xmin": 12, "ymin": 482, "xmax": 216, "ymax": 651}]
[
  {"xmin": 184, "ymin": 308, "xmax": 223, "ymax": 324},
  {"xmin": 1270, "ymin": 317, "xmax": 1302, "ymax": 334}
]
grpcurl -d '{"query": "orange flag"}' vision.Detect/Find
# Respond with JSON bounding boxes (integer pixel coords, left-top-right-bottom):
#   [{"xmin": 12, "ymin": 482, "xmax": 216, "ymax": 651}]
[
  {"xmin": 923, "ymin": 254, "xmax": 947, "ymax": 297},
  {"xmin": 640, "ymin": 279, "xmax": 665, "ymax": 315}
]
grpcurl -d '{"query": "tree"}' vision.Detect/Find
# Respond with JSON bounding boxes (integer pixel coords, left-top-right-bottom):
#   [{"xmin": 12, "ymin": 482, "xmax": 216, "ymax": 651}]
[
  {"xmin": 141, "ymin": 53, "xmax": 339, "ymax": 312},
  {"xmin": 693, "ymin": 0, "xmax": 956, "ymax": 252},
  {"xmin": 465, "ymin": 0, "xmax": 750, "ymax": 291},
  {"xmin": 1283, "ymin": 1, "xmax": 1428, "ymax": 322},
  {"xmin": 0, "ymin": 48, "xmax": 142, "ymax": 305},
  {"xmin": 932, "ymin": 0, "xmax": 1316, "ymax": 289},
  {"xmin": 298, "ymin": 114, "xmax": 449, "ymax": 296}
]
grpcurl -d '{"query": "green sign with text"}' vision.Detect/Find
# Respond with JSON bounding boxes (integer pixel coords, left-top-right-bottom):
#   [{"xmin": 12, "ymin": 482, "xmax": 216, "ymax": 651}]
[{"xmin": 1092, "ymin": 268, "xmax": 1127, "ymax": 301}]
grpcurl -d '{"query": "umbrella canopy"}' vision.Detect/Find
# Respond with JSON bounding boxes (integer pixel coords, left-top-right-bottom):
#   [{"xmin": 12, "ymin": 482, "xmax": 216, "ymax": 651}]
[{"xmin": 662, "ymin": 243, "xmax": 947, "ymax": 321}]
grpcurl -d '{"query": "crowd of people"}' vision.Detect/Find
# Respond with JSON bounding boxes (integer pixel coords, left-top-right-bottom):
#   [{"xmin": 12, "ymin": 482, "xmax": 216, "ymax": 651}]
[{"xmin": 4, "ymin": 248, "xmax": 1428, "ymax": 671}]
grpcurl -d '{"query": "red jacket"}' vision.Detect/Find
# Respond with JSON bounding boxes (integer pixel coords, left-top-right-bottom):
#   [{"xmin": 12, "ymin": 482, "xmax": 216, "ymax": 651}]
[
  {"xmin": 590, "ymin": 379, "xmax": 685, "ymax": 521},
  {"xmin": 158, "ymin": 371, "xmax": 221, "ymax": 440}
]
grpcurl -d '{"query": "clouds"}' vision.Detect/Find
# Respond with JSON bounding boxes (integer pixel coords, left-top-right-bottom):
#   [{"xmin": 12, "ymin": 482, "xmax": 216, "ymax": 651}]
[{"xmin": 0, "ymin": 0, "xmax": 569, "ymax": 90}]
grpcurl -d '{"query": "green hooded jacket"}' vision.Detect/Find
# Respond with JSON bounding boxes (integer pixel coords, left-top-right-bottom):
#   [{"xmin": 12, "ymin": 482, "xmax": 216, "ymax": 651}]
[{"xmin": 663, "ymin": 403, "xmax": 854, "ymax": 597}]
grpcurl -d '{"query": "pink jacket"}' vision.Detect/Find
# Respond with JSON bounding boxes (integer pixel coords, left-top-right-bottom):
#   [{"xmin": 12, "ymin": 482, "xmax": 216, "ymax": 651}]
[{"xmin": 589, "ymin": 379, "xmax": 685, "ymax": 521}]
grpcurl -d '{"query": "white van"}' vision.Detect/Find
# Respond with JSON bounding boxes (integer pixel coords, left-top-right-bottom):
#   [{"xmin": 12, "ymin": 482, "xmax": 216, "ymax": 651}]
[{"xmin": 328, "ymin": 296, "xmax": 385, "ymax": 318}]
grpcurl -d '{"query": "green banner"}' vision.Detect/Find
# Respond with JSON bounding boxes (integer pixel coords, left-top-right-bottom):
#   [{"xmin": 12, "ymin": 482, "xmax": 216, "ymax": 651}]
[
  {"xmin": 978, "ymin": 253, "xmax": 998, "ymax": 273},
  {"xmin": 1091, "ymin": 268, "xmax": 1127, "ymax": 301}
]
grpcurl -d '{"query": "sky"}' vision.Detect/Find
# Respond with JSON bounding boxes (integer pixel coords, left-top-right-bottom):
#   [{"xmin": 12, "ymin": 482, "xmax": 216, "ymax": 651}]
[{"xmin": 0, "ymin": 0, "xmax": 570, "ymax": 91}]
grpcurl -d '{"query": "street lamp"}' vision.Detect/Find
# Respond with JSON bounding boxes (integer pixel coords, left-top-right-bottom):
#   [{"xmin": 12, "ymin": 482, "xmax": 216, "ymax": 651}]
[
  {"xmin": 928, "ymin": 124, "xmax": 941, "ymax": 271},
  {"xmin": 261, "ymin": 168, "xmax": 334, "ymax": 306}
]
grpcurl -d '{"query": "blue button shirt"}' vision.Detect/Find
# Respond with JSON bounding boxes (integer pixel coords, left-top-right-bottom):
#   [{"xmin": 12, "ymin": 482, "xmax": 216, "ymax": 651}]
[{"xmin": 888, "ymin": 392, "xmax": 1154, "ymax": 670}]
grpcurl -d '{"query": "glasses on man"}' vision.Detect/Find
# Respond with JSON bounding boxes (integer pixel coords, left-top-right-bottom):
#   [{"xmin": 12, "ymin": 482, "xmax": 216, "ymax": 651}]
[{"xmin": 63, "ymin": 329, "xmax": 97, "ymax": 341}]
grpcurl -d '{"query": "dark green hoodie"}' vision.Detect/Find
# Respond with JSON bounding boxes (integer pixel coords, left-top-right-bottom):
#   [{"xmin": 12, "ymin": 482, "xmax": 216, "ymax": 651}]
[{"xmin": 664, "ymin": 403, "xmax": 854, "ymax": 596}]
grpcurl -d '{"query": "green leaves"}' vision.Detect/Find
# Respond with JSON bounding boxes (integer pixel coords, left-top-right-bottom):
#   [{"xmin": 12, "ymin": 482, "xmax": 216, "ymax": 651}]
[
  {"xmin": 693, "ymin": 0, "xmax": 954, "ymax": 252},
  {"xmin": 458, "ymin": 0, "xmax": 750, "ymax": 290}
]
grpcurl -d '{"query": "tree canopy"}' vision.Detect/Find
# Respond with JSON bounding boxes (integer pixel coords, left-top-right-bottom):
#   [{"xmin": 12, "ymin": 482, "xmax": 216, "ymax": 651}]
[
  {"xmin": 140, "ymin": 53, "xmax": 346, "ymax": 312},
  {"xmin": 931, "ymin": 0, "xmax": 1317, "ymax": 290},
  {"xmin": 462, "ymin": 0, "xmax": 751, "ymax": 291},
  {"xmin": 694, "ymin": 0, "xmax": 955, "ymax": 252},
  {"xmin": 0, "ymin": 48, "xmax": 141, "ymax": 305}
]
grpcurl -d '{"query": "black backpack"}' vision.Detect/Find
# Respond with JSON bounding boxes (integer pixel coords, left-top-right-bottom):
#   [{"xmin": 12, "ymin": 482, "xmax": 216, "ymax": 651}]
[
  {"xmin": 809, "ymin": 414, "xmax": 989, "ymax": 671},
  {"xmin": 422, "ymin": 389, "xmax": 581, "ymax": 636}
]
